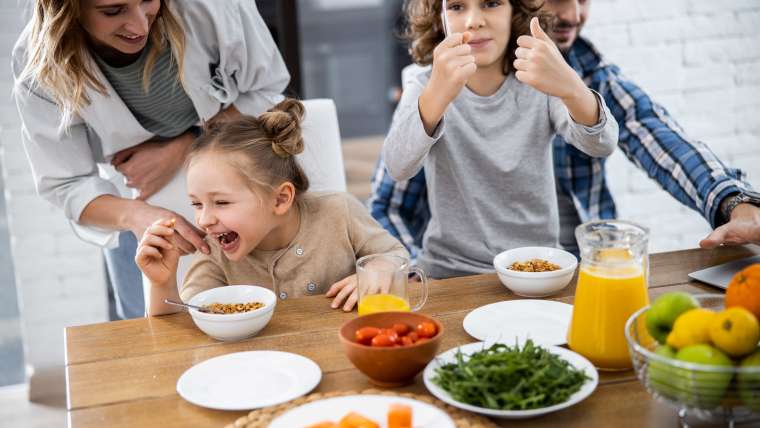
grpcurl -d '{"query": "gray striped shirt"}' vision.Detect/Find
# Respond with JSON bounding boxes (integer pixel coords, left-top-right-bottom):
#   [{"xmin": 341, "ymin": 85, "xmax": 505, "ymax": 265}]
[{"xmin": 95, "ymin": 46, "xmax": 199, "ymax": 138}]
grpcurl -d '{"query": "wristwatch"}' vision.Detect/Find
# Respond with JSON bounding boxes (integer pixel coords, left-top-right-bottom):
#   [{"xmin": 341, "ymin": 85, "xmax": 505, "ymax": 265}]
[{"xmin": 720, "ymin": 189, "xmax": 760, "ymax": 222}]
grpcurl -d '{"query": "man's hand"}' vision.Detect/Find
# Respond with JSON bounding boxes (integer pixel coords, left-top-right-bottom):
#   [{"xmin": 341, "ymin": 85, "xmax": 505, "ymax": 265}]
[
  {"xmin": 325, "ymin": 274, "xmax": 358, "ymax": 312},
  {"xmin": 112, "ymin": 132, "xmax": 194, "ymax": 200},
  {"xmin": 700, "ymin": 203, "xmax": 760, "ymax": 249}
]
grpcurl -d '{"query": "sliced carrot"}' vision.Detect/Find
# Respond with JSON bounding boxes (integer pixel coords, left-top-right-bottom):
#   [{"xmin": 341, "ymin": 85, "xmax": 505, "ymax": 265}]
[
  {"xmin": 387, "ymin": 403, "xmax": 412, "ymax": 428},
  {"xmin": 338, "ymin": 412, "xmax": 380, "ymax": 428},
  {"xmin": 305, "ymin": 422, "xmax": 338, "ymax": 428}
]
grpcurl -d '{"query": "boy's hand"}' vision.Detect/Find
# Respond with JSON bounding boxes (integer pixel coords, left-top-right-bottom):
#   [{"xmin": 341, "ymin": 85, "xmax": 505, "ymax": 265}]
[
  {"xmin": 428, "ymin": 31, "xmax": 477, "ymax": 105},
  {"xmin": 326, "ymin": 274, "xmax": 358, "ymax": 312},
  {"xmin": 419, "ymin": 31, "xmax": 477, "ymax": 135},
  {"xmin": 514, "ymin": 18, "xmax": 586, "ymax": 100},
  {"xmin": 135, "ymin": 218, "xmax": 181, "ymax": 286}
]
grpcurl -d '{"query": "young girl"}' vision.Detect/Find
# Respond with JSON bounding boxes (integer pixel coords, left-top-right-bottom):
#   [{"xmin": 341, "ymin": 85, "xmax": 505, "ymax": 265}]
[
  {"xmin": 136, "ymin": 99, "xmax": 407, "ymax": 316},
  {"xmin": 382, "ymin": 0, "xmax": 618, "ymax": 278}
]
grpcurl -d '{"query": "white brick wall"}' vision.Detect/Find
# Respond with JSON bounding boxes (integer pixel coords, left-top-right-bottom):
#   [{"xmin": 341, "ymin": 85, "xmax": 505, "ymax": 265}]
[
  {"xmin": 0, "ymin": 0, "xmax": 106, "ymax": 386},
  {"xmin": 583, "ymin": 0, "xmax": 760, "ymax": 252}
]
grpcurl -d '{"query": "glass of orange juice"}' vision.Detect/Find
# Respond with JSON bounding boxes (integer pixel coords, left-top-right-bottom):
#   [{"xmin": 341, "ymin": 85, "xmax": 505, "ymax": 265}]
[
  {"xmin": 567, "ymin": 220, "xmax": 650, "ymax": 371},
  {"xmin": 356, "ymin": 254, "xmax": 428, "ymax": 316}
]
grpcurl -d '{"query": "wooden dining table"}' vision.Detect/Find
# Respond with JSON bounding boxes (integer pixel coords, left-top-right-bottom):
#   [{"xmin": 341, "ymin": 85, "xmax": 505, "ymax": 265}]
[{"xmin": 65, "ymin": 245, "xmax": 760, "ymax": 428}]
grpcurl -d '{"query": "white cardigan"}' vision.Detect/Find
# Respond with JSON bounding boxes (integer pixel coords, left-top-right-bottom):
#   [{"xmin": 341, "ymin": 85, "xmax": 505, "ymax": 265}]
[{"xmin": 11, "ymin": 0, "xmax": 289, "ymax": 247}]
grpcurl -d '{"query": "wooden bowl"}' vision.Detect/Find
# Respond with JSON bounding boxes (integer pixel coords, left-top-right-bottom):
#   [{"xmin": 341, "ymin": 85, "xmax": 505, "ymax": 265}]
[{"xmin": 338, "ymin": 311, "xmax": 444, "ymax": 387}]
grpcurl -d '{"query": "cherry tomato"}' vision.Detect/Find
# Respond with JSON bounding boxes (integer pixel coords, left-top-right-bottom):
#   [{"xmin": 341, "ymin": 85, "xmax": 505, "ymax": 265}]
[
  {"xmin": 407, "ymin": 331, "xmax": 419, "ymax": 343},
  {"xmin": 392, "ymin": 323, "xmax": 411, "ymax": 336},
  {"xmin": 401, "ymin": 336, "xmax": 414, "ymax": 346},
  {"xmin": 379, "ymin": 328, "xmax": 400, "ymax": 344},
  {"xmin": 416, "ymin": 321, "xmax": 437, "ymax": 338},
  {"xmin": 371, "ymin": 334, "xmax": 395, "ymax": 347},
  {"xmin": 355, "ymin": 326, "xmax": 380, "ymax": 345}
]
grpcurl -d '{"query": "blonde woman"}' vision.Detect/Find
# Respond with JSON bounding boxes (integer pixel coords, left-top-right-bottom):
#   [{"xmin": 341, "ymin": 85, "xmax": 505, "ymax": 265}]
[{"xmin": 12, "ymin": 0, "xmax": 289, "ymax": 318}]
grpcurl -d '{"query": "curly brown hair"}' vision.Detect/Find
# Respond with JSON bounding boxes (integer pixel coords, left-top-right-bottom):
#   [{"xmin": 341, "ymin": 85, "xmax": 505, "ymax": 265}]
[{"xmin": 402, "ymin": 0, "xmax": 552, "ymax": 74}]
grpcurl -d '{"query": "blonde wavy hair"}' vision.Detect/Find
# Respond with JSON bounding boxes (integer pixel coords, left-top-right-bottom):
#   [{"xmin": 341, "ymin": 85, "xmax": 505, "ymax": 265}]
[
  {"xmin": 17, "ymin": 0, "xmax": 186, "ymax": 125},
  {"xmin": 403, "ymin": 0, "xmax": 551, "ymax": 74}
]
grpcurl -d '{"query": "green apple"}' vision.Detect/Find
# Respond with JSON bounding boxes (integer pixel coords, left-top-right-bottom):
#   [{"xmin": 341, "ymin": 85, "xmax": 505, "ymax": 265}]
[
  {"xmin": 646, "ymin": 292, "xmax": 700, "ymax": 344},
  {"xmin": 648, "ymin": 345, "xmax": 679, "ymax": 399},
  {"xmin": 675, "ymin": 344, "xmax": 734, "ymax": 408},
  {"xmin": 738, "ymin": 348, "xmax": 760, "ymax": 411}
]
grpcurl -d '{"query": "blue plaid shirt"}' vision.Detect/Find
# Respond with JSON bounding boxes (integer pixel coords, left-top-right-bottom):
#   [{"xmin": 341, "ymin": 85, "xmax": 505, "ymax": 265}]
[{"xmin": 369, "ymin": 37, "xmax": 747, "ymax": 258}]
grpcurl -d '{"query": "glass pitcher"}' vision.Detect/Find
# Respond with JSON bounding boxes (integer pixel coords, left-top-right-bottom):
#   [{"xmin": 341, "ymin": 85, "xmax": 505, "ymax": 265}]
[{"xmin": 567, "ymin": 220, "xmax": 650, "ymax": 371}]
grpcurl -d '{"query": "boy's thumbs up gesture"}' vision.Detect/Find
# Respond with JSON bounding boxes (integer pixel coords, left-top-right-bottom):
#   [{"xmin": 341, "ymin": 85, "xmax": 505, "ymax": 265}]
[{"xmin": 514, "ymin": 18, "xmax": 586, "ymax": 101}]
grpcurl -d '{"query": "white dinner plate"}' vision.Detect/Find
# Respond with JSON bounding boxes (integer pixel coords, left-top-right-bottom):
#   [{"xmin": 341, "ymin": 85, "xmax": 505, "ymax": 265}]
[
  {"xmin": 269, "ymin": 394, "xmax": 456, "ymax": 428},
  {"xmin": 423, "ymin": 342, "xmax": 598, "ymax": 419},
  {"xmin": 463, "ymin": 300, "xmax": 573, "ymax": 346},
  {"xmin": 176, "ymin": 351, "xmax": 321, "ymax": 411}
]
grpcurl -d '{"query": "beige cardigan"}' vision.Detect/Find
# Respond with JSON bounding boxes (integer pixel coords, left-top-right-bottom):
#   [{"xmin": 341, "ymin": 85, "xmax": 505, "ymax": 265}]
[{"xmin": 180, "ymin": 192, "xmax": 408, "ymax": 301}]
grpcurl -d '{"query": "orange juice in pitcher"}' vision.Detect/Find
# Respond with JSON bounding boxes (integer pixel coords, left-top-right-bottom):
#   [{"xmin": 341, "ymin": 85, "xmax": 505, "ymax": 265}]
[{"xmin": 567, "ymin": 221, "xmax": 650, "ymax": 370}]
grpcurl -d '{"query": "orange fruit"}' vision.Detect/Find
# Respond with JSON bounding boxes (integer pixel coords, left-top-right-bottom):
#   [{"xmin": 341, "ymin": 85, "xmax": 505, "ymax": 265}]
[{"xmin": 726, "ymin": 264, "xmax": 760, "ymax": 320}]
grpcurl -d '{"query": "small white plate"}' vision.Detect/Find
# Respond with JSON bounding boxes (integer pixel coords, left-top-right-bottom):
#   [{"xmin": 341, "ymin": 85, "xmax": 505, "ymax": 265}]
[
  {"xmin": 176, "ymin": 351, "xmax": 321, "ymax": 411},
  {"xmin": 423, "ymin": 342, "xmax": 598, "ymax": 419},
  {"xmin": 269, "ymin": 394, "xmax": 455, "ymax": 428},
  {"xmin": 463, "ymin": 300, "xmax": 573, "ymax": 346}
]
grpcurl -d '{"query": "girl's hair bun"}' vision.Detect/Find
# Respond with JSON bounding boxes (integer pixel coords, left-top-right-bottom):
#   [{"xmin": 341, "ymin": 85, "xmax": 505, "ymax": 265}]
[{"xmin": 260, "ymin": 98, "xmax": 305, "ymax": 158}]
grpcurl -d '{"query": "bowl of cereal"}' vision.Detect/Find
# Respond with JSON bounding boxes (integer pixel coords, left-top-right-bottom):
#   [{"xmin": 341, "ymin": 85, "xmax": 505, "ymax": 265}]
[
  {"xmin": 493, "ymin": 247, "xmax": 578, "ymax": 297},
  {"xmin": 187, "ymin": 285, "xmax": 276, "ymax": 341}
]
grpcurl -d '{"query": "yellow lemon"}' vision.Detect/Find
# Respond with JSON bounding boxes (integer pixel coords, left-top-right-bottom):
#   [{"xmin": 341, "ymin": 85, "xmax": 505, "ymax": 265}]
[
  {"xmin": 666, "ymin": 308, "xmax": 716, "ymax": 349},
  {"xmin": 709, "ymin": 307, "xmax": 760, "ymax": 357}
]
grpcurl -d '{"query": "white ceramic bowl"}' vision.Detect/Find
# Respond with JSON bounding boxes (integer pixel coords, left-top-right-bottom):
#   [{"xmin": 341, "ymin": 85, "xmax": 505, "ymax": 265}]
[
  {"xmin": 492, "ymin": 247, "xmax": 578, "ymax": 297},
  {"xmin": 187, "ymin": 285, "xmax": 277, "ymax": 341}
]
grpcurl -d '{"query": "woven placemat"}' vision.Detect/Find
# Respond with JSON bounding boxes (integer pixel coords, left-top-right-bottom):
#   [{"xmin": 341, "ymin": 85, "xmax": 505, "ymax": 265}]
[{"xmin": 225, "ymin": 389, "xmax": 498, "ymax": 428}]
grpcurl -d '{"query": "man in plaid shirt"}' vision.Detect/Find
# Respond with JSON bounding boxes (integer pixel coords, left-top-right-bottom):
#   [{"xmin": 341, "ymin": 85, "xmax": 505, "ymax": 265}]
[{"xmin": 369, "ymin": 0, "xmax": 760, "ymax": 259}]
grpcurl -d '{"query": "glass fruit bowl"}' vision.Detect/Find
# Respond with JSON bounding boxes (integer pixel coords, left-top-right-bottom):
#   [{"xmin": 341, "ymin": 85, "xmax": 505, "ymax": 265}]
[{"xmin": 625, "ymin": 294, "xmax": 760, "ymax": 426}]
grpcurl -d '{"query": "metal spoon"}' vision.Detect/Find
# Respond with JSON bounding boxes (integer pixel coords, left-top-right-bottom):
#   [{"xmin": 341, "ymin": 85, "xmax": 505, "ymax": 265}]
[{"xmin": 164, "ymin": 299, "xmax": 224, "ymax": 314}]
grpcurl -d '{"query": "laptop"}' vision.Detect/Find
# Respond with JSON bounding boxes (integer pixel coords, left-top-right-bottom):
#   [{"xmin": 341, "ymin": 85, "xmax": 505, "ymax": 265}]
[{"xmin": 688, "ymin": 255, "xmax": 760, "ymax": 289}]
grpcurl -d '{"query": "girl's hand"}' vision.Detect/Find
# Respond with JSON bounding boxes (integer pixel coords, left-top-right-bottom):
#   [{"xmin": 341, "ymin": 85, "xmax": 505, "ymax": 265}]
[
  {"xmin": 419, "ymin": 32, "xmax": 477, "ymax": 134},
  {"xmin": 112, "ymin": 131, "xmax": 194, "ymax": 201},
  {"xmin": 128, "ymin": 203, "xmax": 209, "ymax": 255},
  {"xmin": 514, "ymin": 18, "xmax": 586, "ymax": 100},
  {"xmin": 135, "ymin": 218, "xmax": 182, "ymax": 286},
  {"xmin": 326, "ymin": 274, "xmax": 359, "ymax": 312}
]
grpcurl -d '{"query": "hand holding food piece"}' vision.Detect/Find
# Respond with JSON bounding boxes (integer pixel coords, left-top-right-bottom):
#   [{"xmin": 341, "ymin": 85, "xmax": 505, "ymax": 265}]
[{"xmin": 135, "ymin": 218, "xmax": 181, "ymax": 286}]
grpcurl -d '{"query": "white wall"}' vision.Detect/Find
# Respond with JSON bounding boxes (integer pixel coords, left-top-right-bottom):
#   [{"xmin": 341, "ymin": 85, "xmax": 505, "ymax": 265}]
[
  {"xmin": 0, "ymin": 0, "xmax": 106, "ymax": 397},
  {"xmin": 582, "ymin": 0, "xmax": 760, "ymax": 252}
]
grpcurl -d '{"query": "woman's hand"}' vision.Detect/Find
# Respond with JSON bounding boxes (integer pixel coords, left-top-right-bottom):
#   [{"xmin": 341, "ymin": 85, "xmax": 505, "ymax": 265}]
[
  {"xmin": 418, "ymin": 31, "xmax": 477, "ymax": 135},
  {"xmin": 112, "ymin": 131, "xmax": 194, "ymax": 201},
  {"xmin": 135, "ymin": 218, "xmax": 182, "ymax": 287},
  {"xmin": 514, "ymin": 18, "xmax": 600, "ymax": 126},
  {"xmin": 326, "ymin": 274, "xmax": 359, "ymax": 312},
  {"xmin": 128, "ymin": 202, "xmax": 209, "ymax": 255}
]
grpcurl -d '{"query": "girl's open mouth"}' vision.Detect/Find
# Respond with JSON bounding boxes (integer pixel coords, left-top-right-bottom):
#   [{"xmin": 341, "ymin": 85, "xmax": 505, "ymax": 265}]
[{"xmin": 217, "ymin": 231, "xmax": 240, "ymax": 253}]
